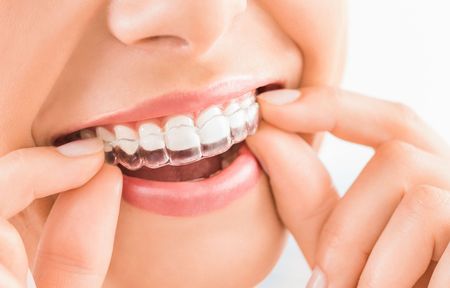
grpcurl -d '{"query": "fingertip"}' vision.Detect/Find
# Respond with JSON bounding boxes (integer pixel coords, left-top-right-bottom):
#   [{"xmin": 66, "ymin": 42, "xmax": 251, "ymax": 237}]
[
  {"xmin": 98, "ymin": 164, "xmax": 123, "ymax": 196},
  {"xmin": 245, "ymin": 122, "xmax": 283, "ymax": 168},
  {"xmin": 247, "ymin": 121, "xmax": 306, "ymax": 153},
  {"xmin": 56, "ymin": 138, "xmax": 104, "ymax": 157},
  {"xmin": 257, "ymin": 89, "xmax": 301, "ymax": 106}
]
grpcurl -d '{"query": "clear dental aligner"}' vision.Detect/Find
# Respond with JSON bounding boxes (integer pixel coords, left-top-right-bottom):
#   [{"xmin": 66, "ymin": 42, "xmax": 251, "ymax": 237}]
[{"xmin": 84, "ymin": 92, "xmax": 260, "ymax": 170}]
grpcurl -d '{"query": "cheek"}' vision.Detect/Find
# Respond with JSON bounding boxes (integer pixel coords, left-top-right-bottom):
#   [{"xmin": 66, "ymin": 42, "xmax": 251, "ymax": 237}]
[
  {"xmin": 108, "ymin": 173, "xmax": 285, "ymax": 287},
  {"xmin": 0, "ymin": 112, "xmax": 36, "ymax": 154}
]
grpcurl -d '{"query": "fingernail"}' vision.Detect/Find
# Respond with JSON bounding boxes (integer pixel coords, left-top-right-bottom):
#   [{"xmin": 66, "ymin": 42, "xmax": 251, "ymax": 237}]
[
  {"xmin": 306, "ymin": 267, "xmax": 327, "ymax": 288},
  {"xmin": 57, "ymin": 138, "xmax": 104, "ymax": 157},
  {"xmin": 257, "ymin": 89, "xmax": 301, "ymax": 105}
]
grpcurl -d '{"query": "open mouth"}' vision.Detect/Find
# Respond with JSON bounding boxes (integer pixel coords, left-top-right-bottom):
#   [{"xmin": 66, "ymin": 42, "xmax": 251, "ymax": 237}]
[
  {"xmin": 55, "ymin": 83, "xmax": 282, "ymax": 183},
  {"xmin": 53, "ymin": 81, "xmax": 282, "ymax": 216}
]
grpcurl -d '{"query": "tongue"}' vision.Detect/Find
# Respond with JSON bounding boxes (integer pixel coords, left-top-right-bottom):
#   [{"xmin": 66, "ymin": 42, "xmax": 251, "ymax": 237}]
[{"xmin": 121, "ymin": 155, "xmax": 223, "ymax": 182}]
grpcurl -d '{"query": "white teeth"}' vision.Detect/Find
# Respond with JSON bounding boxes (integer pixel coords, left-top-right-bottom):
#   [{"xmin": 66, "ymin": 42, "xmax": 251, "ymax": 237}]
[
  {"xmin": 165, "ymin": 125, "xmax": 201, "ymax": 165},
  {"xmin": 196, "ymin": 105, "xmax": 222, "ymax": 128},
  {"xmin": 94, "ymin": 91, "xmax": 260, "ymax": 169},
  {"xmin": 164, "ymin": 115, "xmax": 194, "ymax": 131},
  {"xmin": 114, "ymin": 125, "xmax": 139, "ymax": 155},
  {"xmin": 239, "ymin": 93, "xmax": 255, "ymax": 109},
  {"xmin": 165, "ymin": 126, "xmax": 200, "ymax": 151},
  {"xmin": 246, "ymin": 103, "xmax": 259, "ymax": 122},
  {"xmin": 164, "ymin": 115, "xmax": 200, "ymax": 151},
  {"xmin": 224, "ymin": 100, "xmax": 247, "ymax": 142},
  {"xmin": 96, "ymin": 127, "xmax": 115, "ymax": 142},
  {"xmin": 114, "ymin": 125, "xmax": 137, "ymax": 140},
  {"xmin": 198, "ymin": 115, "xmax": 230, "ymax": 144},
  {"xmin": 246, "ymin": 103, "xmax": 260, "ymax": 134},
  {"xmin": 199, "ymin": 115, "xmax": 231, "ymax": 157},
  {"xmin": 197, "ymin": 105, "xmax": 231, "ymax": 157},
  {"xmin": 223, "ymin": 101, "xmax": 240, "ymax": 116},
  {"xmin": 227, "ymin": 110, "xmax": 247, "ymax": 142},
  {"xmin": 138, "ymin": 121, "xmax": 165, "ymax": 151}
]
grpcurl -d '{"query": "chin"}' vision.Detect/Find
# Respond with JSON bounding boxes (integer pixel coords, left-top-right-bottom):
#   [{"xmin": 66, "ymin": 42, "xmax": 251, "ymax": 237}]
[{"xmin": 106, "ymin": 174, "xmax": 286, "ymax": 288}]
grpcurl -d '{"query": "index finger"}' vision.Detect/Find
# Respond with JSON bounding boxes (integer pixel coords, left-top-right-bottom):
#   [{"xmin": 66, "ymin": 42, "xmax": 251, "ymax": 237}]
[
  {"xmin": 246, "ymin": 123, "xmax": 339, "ymax": 264},
  {"xmin": 0, "ymin": 139, "xmax": 105, "ymax": 219},
  {"xmin": 257, "ymin": 87, "xmax": 449, "ymax": 156}
]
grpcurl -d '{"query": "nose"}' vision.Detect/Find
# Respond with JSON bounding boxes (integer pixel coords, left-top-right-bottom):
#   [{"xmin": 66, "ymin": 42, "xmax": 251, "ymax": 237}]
[{"xmin": 107, "ymin": 0, "xmax": 247, "ymax": 56}]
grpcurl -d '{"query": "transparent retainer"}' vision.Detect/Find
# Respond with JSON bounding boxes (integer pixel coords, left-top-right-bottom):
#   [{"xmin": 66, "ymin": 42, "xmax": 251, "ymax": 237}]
[{"xmin": 103, "ymin": 102, "xmax": 260, "ymax": 170}]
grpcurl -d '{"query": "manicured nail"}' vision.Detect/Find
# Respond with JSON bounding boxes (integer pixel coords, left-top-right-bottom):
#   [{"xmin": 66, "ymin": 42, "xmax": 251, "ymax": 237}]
[
  {"xmin": 57, "ymin": 138, "xmax": 104, "ymax": 157},
  {"xmin": 306, "ymin": 267, "xmax": 327, "ymax": 288},
  {"xmin": 257, "ymin": 89, "xmax": 301, "ymax": 105}
]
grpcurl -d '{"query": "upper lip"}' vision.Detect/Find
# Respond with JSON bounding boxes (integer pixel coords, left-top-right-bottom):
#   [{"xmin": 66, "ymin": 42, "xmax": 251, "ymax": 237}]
[{"xmin": 50, "ymin": 77, "xmax": 283, "ymax": 145}]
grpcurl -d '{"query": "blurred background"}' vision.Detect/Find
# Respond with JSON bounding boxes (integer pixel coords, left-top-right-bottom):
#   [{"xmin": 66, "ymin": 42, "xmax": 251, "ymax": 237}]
[{"xmin": 261, "ymin": 0, "xmax": 450, "ymax": 286}]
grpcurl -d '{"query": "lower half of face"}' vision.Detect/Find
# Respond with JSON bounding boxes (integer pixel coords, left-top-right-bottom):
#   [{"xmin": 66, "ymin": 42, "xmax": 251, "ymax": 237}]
[
  {"xmin": 107, "ymin": 175, "xmax": 285, "ymax": 287},
  {"xmin": 28, "ymin": 1, "xmax": 305, "ymax": 286}
]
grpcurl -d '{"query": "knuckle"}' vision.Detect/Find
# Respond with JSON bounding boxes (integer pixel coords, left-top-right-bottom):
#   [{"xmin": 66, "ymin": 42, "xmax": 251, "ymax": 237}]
[
  {"xmin": 391, "ymin": 101, "xmax": 423, "ymax": 134},
  {"xmin": 376, "ymin": 140, "xmax": 418, "ymax": 167},
  {"xmin": 317, "ymin": 86, "xmax": 343, "ymax": 107},
  {"xmin": 309, "ymin": 86, "xmax": 342, "ymax": 106},
  {"xmin": 318, "ymin": 86, "xmax": 340, "ymax": 98},
  {"xmin": 320, "ymin": 220, "xmax": 351, "ymax": 252},
  {"xmin": 2, "ymin": 149, "xmax": 28, "ymax": 181},
  {"xmin": 358, "ymin": 275, "xmax": 380, "ymax": 288},
  {"xmin": 5, "ymin": 149, "xmax": 28, "ymax": 167},
  {"xmin": 405, "ymin": 185, "xmax": 450, "ymax": 213},
  {"xmin": 392, "ymin": 102, "xmax": 420, "ymax": 125},
  {"xmin": 36, "ymin": 249, "xmax": 98, "ymax": 276}
]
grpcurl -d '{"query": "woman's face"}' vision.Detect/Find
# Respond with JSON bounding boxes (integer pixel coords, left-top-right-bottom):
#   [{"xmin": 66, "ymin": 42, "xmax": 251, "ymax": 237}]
[{"xmin": 6, "ymin": 1, "xmax": 345, "ymax": 287}]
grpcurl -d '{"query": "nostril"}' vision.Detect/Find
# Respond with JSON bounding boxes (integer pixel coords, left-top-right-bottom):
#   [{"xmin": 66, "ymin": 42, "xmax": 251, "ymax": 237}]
[{"xmin": 132, "ymin": 35, "xmax": 190, "ymax": 51}]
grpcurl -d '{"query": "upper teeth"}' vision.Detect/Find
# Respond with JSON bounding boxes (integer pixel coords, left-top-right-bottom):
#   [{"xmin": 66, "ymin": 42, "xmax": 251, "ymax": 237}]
[{"xmin": 87, "ymin": 92, "xmax": 259, "ymax": 170}]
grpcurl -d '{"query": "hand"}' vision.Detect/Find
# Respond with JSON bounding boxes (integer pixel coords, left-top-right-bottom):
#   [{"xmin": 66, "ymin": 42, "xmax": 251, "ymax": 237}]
[
  {"xmin": 246, "ymin": 87, "xmax": 450, "ymax": 287},
  {"xmin": 0, "ymin": 138, "xmax": 122, "ymax": 288}
]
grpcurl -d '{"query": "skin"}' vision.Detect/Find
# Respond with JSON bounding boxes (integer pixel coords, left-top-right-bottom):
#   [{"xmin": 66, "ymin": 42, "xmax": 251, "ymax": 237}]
[
  {"xmin": 1, "ymin": 1, "xmax": 447, "ymax": 288},
  {"xmin": 249, "ymin": 87, "xmax": 450, "ymax": 287}
]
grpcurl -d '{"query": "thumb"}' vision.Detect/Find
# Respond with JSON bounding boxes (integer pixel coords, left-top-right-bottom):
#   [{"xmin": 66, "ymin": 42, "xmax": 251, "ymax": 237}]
[{"xmin": 32, "ymin": 164, "xmax": 122, "ymax": 288}]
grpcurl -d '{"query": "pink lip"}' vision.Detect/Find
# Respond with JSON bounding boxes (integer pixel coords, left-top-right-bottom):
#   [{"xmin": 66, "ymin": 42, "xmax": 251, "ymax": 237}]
[
  {"xmin": 122, "ymin": 145, "xmax": 261, "ymax": 216},
  {"xmin": 51, "ymin": 77, "xmax": 281, "ymax": 144}
]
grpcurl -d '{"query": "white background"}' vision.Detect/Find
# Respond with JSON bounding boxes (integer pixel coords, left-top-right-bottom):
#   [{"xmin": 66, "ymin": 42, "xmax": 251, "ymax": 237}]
[
  {"xmin": 262, "ymin": 0, "xmax": 450, "ymax": 286},
  {"xmin": 25, "ymin": 1, "xmax": 450, "ymax": 287}
]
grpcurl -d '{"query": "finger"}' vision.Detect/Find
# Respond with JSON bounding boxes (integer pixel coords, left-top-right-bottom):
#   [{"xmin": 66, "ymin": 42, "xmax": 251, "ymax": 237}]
[
  {"xmin": 430, "ymin": 244, "xmax": 450, "ymax": 288},
  {"xmin": 257, "ymin": 87, "xmax": 449, "ymax": 156},
  {"xmin": 0, "ymin": 264, "xmax": 21, "ymax": 288},
  {"xmin": 0, "ymin": 219, "xmax": 27, "ymax": 284},
  {"xmin": 0, "ymin": 138, "xmax": 104, "ymax": 218},
  {"xmin": 312, "ymin": 141, "xmax": 450, "ymax": 287},
  {"xmin": 358, "ymin": 185, "xmax": 450, "ymax": 287},
  {"xmin": 246, "ymin": 122, "xmax": 339, "ymax": 264},
  {"xmin": 33, "ymin": 164, "xmax": 122, "ymax": 288}
]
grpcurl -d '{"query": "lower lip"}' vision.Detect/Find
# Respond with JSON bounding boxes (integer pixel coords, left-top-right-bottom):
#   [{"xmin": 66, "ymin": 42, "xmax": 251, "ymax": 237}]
[{"xmin": 122, "ymin": 144, "xmax": 261, "ymax": 217}]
